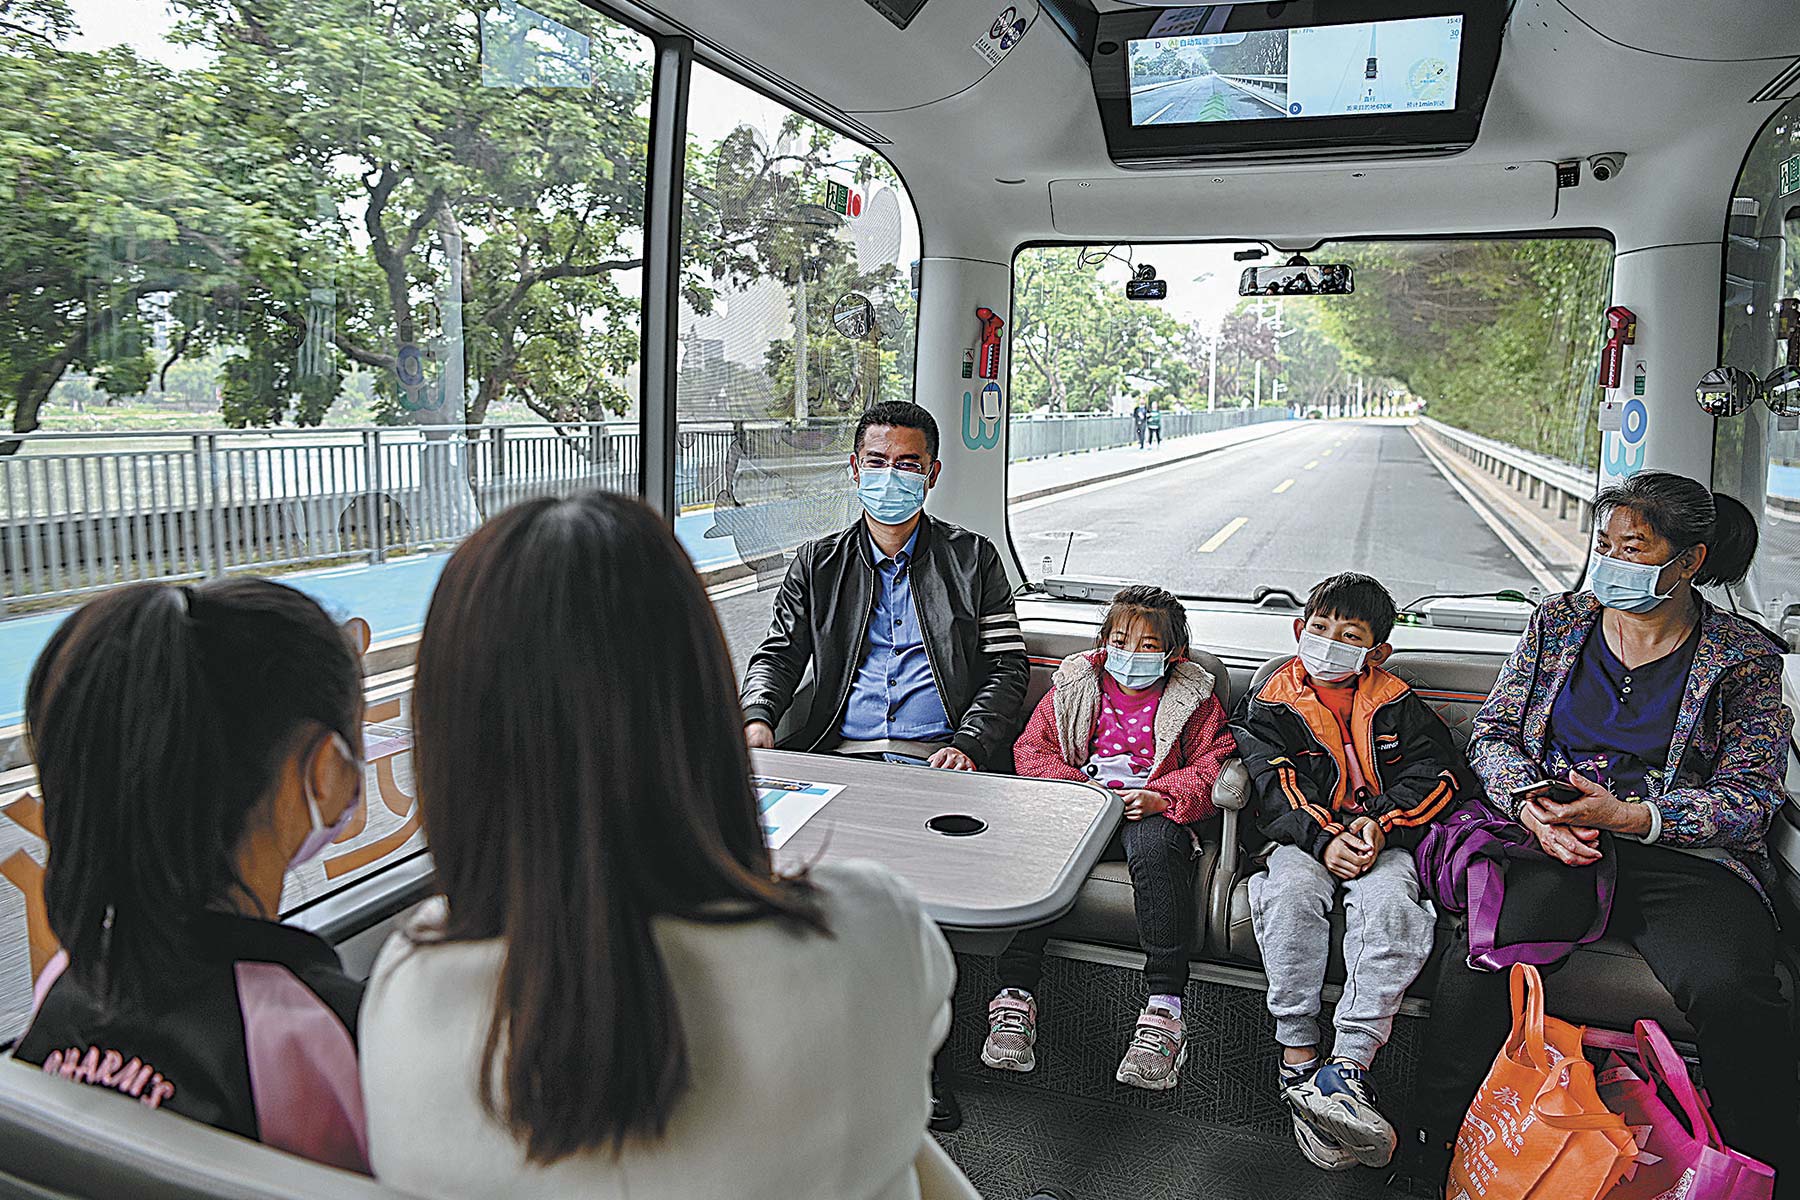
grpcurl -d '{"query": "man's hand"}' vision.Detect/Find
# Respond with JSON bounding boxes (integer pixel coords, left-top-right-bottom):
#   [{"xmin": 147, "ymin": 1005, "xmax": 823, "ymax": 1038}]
[
  {"xmin": 1121, "ymin": 789, "xmax": 1170, "ymax": 821},
  {"xmin": 1535, "ymin": 771, "xmax": 1653, "ymax": 837},
  {"xmin": 1520, "ymin": 798, "xmax": 1603, "ymax": 867},
  {"xmin": 929, "ymin": 746, "xmax": 978, "ymax": 772},
  {"xmin": 744, "ymin": 721, "xmax": 776, "ymax": 750}
]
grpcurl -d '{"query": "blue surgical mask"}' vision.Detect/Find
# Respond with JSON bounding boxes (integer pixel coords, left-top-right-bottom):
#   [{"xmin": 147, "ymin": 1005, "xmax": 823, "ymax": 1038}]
[
  {"xmin": 1587, "ymin": 550, "xmax": 1679, "ymax": 614},
  {"xmin": 856, "ymin": 466, "xmax": 928, "ymax": 526},
  {"xmin": 1104, "ymin": 646, "xmax": 1167, "ymax": 689}
]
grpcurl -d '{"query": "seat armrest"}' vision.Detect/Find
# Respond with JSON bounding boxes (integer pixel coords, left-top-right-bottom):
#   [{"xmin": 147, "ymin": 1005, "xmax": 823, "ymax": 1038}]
[
  {"xmin": 1209, "ymin": 795, "xmax": 1246, "ymax": 953},
  {"xmin": 1212, "ymin": 758, "xmax": 1249, "ymax": 811}
]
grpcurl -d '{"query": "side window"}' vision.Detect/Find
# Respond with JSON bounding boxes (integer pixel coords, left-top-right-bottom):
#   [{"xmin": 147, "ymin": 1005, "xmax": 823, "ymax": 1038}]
[
  {"xmin": 1716, "ymin": 98, "xmax": 1800, "ymax": 635},
  {"xmin": 0, "ymin": 0, "xmax": 653, "ymax": 1036},
  {"xmin": 676, "ymin": 65, "xmax": 920, "ymax": 672}
]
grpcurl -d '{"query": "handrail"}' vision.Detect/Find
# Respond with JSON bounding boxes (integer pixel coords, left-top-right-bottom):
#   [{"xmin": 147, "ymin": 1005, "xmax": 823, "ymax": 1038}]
[{"xmin": 1417, "ymin": 416, "xmax": 1598, "ymax": 529}]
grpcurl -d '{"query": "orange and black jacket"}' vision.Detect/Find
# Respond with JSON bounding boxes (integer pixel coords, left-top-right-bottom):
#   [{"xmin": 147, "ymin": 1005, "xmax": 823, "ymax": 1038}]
[{"xmin": 1230, "ymin": 656, "xmax": 1469, "ymax": 859}]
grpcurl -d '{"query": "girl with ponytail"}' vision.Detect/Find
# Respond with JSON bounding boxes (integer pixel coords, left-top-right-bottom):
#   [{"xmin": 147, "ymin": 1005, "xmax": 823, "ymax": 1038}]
[
  {"xmin": 15, "ymin": 578, "xmax": 370, "ymax": 1172},
  {"xmin": 1405, "ymin": 470, "xmax": 1797, "ymax": 1190},
  {"xmin": 361, "ymin": 491, "xmax": 969, "ymax": 1200}
]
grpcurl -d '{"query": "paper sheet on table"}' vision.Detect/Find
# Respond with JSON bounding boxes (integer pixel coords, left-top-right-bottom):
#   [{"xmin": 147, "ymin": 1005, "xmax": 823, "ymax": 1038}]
[{"xmin": 753, "ymin": 775, "xmax": 844, "ymax": 849}]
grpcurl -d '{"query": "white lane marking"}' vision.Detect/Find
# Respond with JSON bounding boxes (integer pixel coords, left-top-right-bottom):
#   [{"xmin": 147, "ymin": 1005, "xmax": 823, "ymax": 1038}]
[
  {"xmin": 1008, "ymin": 424, "xmax": 1311, "ymax": 514},
  {"xmin": 1198, "ymin": 516, "xmax": 1249, "ymax": 553},
  {"xmin": 1272, "ymin": 479, "xmax": 1295, "ymax": 494},
  {"xmin": 1321, "ymin": 449, "xmax": 1334, "ymax": 457},
  {"xmin": 1408, "ymin": 427, "xmax": 1562, "ymax": 593},
  {"xmin": 1144, "ymin": 99, "xmax": 1178, "ymax": 123},
  {"xmin": 1304, "ymin": 460, "xmax": 1320, "ymax": 470}
]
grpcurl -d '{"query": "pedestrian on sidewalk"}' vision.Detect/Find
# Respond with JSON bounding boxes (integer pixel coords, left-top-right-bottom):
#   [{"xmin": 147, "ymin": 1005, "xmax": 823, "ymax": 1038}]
[
  {"xmin": 1133, "ymin": 403, "xmax": 1148, "ymax": 449},
  {"xmin": 1146, "ymin": 404, "xmax": 1163, "ymax": 447}
]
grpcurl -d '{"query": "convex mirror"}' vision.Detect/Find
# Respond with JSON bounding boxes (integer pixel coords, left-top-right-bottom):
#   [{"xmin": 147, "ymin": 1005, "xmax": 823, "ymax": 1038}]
[
  {"xmin": 1239, "ymin": 263, "xmax": 1354, "ymax": 297},
  {"xmin": 1695, "ymin": 365, "xmax": 1760, "ymax": 418},
  {"xmin": 1765, "ymin": 365, "xmax": 1800, "ymax": 419}
]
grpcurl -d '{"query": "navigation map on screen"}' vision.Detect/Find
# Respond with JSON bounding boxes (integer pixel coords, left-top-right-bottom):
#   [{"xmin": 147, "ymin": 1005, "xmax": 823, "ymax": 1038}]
[{"xmin": 1127, "ymin": 15, "xmax": 1462, "ymax": 127}]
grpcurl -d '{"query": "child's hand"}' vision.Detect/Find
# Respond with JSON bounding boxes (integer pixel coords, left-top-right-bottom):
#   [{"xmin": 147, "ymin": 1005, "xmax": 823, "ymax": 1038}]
[
  {"xmin": 1121, "ymin": 789, "xmax": 1169, "ymax": 821},
  {"xmin": 1323, "ymin": 820, "xmax": 1382, "ymax": 880}
]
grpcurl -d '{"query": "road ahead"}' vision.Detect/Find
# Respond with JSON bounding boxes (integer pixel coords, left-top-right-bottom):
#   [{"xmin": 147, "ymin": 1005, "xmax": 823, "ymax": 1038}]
[
  {"xmin": 1131, "ymin": 73, "xmax": 1283, "ymax": 124},
  {"xmin": 713, "ymin": 421, "xmax": 1541, "ymax": 672}
]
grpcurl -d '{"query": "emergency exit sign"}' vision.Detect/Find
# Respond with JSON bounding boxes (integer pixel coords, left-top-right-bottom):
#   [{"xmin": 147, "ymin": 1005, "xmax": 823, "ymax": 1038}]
[{"xmin": 1782, "ymin": 155, "xmax": 1800, "ymax": 197}]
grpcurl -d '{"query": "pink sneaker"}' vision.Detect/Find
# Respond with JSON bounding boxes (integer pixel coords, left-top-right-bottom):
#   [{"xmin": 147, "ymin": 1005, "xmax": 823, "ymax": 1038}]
[
  {"xmin": 1116, "ymin": 1002, "xmax": 1187, "ymax": 1090},
  {"xmin": 981, "ymin": 989, "xmax": 1038, "ymax": 1073}
]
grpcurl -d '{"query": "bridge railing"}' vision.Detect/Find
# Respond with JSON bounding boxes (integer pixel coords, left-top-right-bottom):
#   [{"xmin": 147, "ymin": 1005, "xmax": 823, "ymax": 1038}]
[
  {"xmin": 0, "ymin": 407, "xmax": 1293, "ymax": 604},
  {"xmin": 1418, "ymin": 416, "xmax": 1598, "ymax": 530}
]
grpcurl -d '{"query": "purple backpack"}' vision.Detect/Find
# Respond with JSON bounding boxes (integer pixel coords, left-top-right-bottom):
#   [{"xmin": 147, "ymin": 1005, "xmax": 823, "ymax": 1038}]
[{"xmin": 1413, "ymin": 796, "xmax": 1616, "ymax": 970}]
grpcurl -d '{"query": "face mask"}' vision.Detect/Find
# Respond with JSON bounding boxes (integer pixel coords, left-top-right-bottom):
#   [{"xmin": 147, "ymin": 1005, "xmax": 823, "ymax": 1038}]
[
  {"xmin": 1297, "ymin": 630, "xmax": 1369, "ymax": 684},
  {"xmin": 1587, "ymin": 550, "xmax": 1680, "ymax": 614},
  {"xmin": 1104, "ymin": 646, "xmax": 1167, "ymax": 689},
  {"xmin": 855, "ymin": 466, "xmax": 929, "ymax": 526},
  {"xmin": 289, "ymin": 733, "xmax": 362, "ymax": 871}
]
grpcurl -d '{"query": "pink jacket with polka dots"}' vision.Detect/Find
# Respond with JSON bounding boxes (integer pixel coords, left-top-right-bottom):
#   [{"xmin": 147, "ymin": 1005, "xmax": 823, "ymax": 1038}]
[{"xmin": 1012, "ymin": 651, "xmax": 1236, "ymax": 826}]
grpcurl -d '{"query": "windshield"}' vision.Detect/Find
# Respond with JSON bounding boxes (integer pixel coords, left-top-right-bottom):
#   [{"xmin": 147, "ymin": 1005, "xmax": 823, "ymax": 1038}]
[{"xmin": 1007, "ymin": 238, "xmax": 1613, "ymax": 608}]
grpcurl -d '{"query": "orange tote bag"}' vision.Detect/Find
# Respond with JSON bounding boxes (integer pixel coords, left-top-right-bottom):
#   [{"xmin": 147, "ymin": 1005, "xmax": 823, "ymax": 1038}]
[{"xmin": 1447, "ymin": 963, "xmax": 1636, "ymax": 1200}]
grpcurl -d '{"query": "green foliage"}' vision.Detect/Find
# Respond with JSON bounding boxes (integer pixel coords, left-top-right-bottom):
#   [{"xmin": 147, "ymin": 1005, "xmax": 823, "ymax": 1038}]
[
  {"xmin": 1314, "ymin": 239, "xmax": 1613, "ymax": 464},
  {"xmin": 1013, "ymin": 249, "xmax": 1195, "ymax": 413}
]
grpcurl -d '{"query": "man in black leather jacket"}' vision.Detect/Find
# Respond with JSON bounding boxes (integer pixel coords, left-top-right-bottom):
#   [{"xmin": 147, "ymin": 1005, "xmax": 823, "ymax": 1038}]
[{"xmin": 740, "ymin": 401, "xmax": 1029, "ymax": 772}]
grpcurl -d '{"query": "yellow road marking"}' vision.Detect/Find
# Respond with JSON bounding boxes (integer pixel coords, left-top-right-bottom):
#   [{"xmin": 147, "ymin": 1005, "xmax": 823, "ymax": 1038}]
[
  {"xmin": 1198, "ymin": 516, "xmax": 1248, "ymax": 553},
  {"xmin": 1304, "ymin": 459, "xmax": 1320, "ymax": 470},
  {"xmin": 1272, "ymin": 479, "xmax": 1295, "ymax": 494},
  {"xmin": 1322, "ymin": 449, "xmax": 1334, "ymax": 456}
]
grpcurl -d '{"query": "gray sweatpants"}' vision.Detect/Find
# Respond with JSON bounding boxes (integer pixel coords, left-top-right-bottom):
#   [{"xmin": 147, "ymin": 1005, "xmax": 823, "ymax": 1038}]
[{"xmin": 1247, "ymin": 844, "xmax": 1436, "ymax": 1068}]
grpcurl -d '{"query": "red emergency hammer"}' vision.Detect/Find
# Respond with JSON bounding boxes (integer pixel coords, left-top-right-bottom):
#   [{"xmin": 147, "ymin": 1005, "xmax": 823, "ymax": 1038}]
[{"xmin": 976, "ymin": 307, "xmax": 1005, "ymax": 380}]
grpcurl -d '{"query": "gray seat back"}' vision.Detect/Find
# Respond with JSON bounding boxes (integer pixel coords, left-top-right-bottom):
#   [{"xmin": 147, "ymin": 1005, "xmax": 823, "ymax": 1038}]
[
  {"xmin": 1239, "ymin": 651, "xmax": 1504, "ymax": 750},
  {"xmin": 1021, "ymin": 624, "xmax": 1232, "ymax": 719},
  {"xmin": 0, "ymin": 1060, "xmax": 415, "ymax": 1200}
]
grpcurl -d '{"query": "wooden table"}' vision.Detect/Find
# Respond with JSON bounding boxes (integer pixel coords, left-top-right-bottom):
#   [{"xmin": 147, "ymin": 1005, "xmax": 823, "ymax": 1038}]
[{"xmin": 756, "ymin": 749, "xmax": 1120, "ymax": 953}]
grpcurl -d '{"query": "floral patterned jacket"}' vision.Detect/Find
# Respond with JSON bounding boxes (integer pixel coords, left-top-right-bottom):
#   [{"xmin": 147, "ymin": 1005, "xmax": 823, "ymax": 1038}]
[{"xmin": 1468, "ymin": 590, "xmax": 1792, "ymax": 898}]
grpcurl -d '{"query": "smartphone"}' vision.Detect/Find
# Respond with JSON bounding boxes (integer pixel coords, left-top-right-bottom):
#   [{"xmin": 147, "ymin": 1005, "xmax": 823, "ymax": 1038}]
[
  {"xmin": 1509, "ymin": 779, "xmax": 1582, "ymax": 805},
  {"xmin": 882, "ymin": 752, "xmax": 934, "ymax": 768}
]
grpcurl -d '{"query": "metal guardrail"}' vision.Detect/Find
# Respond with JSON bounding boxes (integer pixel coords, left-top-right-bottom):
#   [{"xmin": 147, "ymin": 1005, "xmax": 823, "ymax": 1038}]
[
  {"xmin": 1419, "ymin": 416, "xmax": 1598, "ymax": 529},
  {"xmin": 1008, "ymin": 407, "xmax": 1289, "ymax": 461},
  {"xmin": 0, "ymin": 408, "xmax": 1291, "ymax": 604}
]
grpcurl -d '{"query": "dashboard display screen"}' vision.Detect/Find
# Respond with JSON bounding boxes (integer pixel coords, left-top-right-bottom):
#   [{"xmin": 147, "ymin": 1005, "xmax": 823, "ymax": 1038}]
[{"xmin": 1127, "ymin": 15, "xmax": 1462, "ymax": 126}]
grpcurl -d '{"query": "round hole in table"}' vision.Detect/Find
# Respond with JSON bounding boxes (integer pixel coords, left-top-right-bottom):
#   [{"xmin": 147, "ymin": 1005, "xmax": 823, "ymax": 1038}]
[{"xmin": 925, "ymin": 813, "xmax": 987, "ymax": 837}]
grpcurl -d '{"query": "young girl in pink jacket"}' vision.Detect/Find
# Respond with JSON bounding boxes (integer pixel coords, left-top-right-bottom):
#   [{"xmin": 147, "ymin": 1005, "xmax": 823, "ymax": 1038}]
[{"xmin": 986, "ymin": 585, "xmax": 1235, "ymax": 1091}]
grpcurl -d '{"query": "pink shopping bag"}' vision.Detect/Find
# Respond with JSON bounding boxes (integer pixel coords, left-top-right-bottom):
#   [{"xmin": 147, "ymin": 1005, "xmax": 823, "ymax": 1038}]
[{"xmin": 1595, "ymin": 1020, "xmax": 1775, "ymax": 1200}]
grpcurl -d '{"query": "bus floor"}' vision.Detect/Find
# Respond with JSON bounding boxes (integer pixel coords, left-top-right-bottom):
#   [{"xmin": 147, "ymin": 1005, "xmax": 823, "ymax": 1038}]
[{"xmin": 934, "ymin": 953, "xmax": 1418, "ymax": 1200}]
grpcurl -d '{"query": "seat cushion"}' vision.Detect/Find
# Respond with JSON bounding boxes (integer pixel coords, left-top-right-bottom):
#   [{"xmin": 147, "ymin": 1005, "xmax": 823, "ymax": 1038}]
[
  {"xmin": 1047, "ymin": 821, "xmax": 1220, "ymax": 958},
  {"xmin": 1225, "ymin": 871, "xmax": 1699, "ymax": 1037}
]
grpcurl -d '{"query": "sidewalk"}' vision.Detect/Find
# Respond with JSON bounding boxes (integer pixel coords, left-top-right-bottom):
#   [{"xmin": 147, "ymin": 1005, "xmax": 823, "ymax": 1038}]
[{"xmin": 1009, "ymin": 418, "xmax": 1301, "ymax": 503}]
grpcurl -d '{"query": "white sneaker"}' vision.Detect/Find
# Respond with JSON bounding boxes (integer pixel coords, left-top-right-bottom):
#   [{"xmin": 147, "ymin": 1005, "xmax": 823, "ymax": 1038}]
[
  {"xmin": 1290, "ymin": 1107, "xmax": 1360, "ymax": 1171},
  {"xmin": 1115, "ymin": 1003, "xmax": 1187, "ymax": 1090},
  {"xmin": 1287, "ymin": 1059, "xmax": 1398, "ymax": 1168}
]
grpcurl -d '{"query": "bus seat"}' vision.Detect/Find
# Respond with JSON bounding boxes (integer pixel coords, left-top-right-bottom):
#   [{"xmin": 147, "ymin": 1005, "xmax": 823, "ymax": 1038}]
[
  {"xmin": 0, "ymin": 1059, "xmax": 411, "ymax": 1200},
  {"xmin": 1022, "ymin": 626, "xmax": 1234, "ymax": 718},
  {"xmin": 1208, "ymin": 648, "xmax": 1799, "ymax": 1043}
]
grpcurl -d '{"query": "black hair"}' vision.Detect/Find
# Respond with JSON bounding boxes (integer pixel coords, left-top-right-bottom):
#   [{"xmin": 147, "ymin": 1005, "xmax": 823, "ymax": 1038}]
[
  {"xmin": 1304, "ymin": 572, "xmax": 1399, "ymax": 643},
  {"xmin": 26, "ymin": 579, "xmax": 363, "ymax": 1013},
  {"xmin": 414, "ymin": 491, "xmax": 824, "ymax": 1163},
  {"xmin": 1098, "ymin": 585, "xmax": 1190, "ymax": 659},
  {"xmin": 1594, "ymin": 471, "xmax": 1758, "ymax": 588},
  {"xmin": 854, "ymin": 400, "xmax": 940, "ymax": 462}
]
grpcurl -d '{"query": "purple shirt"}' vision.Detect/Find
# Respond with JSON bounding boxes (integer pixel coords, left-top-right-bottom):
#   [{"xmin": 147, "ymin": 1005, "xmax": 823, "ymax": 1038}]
[{"xmin": 1548, "ymin": 620, "xmax": 1700, "ymax": 800}]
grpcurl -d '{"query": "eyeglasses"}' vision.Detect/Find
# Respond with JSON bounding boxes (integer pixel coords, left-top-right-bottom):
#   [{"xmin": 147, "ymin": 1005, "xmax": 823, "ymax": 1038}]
[{"xmin": 857, "ymin": 457, "xmax": 929, "ymax": 475}]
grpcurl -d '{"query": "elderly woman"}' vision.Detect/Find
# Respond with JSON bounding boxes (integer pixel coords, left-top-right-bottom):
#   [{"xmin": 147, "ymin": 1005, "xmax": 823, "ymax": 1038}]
[{"xmin": 1405, "ymin": 471, "xmax": 1796, "ymax": 1187}]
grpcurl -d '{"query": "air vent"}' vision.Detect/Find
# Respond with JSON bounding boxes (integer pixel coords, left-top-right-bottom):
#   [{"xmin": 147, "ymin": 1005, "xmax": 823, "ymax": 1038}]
[
  {"xmin": 861, "ymin": 0, "xmax": 930, "ymax": 32},
  {"xmin": 1752, "ymin": 57, "xmax": 1800, "ymax": 103}
]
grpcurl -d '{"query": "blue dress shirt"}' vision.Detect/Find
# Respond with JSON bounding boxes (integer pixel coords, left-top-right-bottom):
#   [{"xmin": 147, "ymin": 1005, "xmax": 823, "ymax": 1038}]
[{"xmin": 838, "ymin": 526, "xmax": 953, "ymax": 743}]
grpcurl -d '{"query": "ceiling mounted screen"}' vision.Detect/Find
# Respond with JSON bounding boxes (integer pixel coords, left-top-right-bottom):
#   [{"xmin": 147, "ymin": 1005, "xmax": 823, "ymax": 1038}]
[
  {"xmin": 1090, "ymin": 4, "xmax": 1501, "ymax": 167},
  {"xmin": 1127, "ymin": 15, "xmax": 1462, "ymax": 126}
]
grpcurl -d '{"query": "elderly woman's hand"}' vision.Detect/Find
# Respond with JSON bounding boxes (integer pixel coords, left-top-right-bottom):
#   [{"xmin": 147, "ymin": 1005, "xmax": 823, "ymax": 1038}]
[
  {"xmin": 1536, "ymin": 771, "xmax": 1654, "ymax": 838},
  {"xmin": 1520, "ymin": 798, "xmax": 1604, "ymax": 866}
]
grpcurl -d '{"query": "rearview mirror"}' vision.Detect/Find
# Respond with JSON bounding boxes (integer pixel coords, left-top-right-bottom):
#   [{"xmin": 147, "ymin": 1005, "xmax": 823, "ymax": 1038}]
[
  {"xmin": 1765, "ymin": 365, "xmax": 1800, "ymax": 419},
  {"xmin": 1239, "ymin": 264, "xmax": 1354, "ymax": 297},
  {"xmin": 1695, "ymin": 365, "xmax": 1760, "ymax": 418}
]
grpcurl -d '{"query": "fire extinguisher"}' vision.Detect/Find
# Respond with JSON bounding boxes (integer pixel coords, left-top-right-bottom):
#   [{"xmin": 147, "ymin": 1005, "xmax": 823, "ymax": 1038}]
[
  {"xmin": 1599, "ymin": 305, "xmax": 1636, "ymax": 390},
  {"xmin": 976, "ymin": 307, "xmax": 1004, "ymax": 380}
]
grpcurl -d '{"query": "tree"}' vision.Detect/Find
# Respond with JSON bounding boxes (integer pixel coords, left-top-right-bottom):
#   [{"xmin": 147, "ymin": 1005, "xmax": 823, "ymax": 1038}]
[{"xmin": 1012, "ymin": 248, "xmax": 1190, "ymax": 413}]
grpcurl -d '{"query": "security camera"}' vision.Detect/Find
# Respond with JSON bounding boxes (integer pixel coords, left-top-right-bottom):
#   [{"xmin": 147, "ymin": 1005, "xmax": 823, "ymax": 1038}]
[{"xmin": 1589, "ymin": 152, "xmax": 1626, "ymax": 182}]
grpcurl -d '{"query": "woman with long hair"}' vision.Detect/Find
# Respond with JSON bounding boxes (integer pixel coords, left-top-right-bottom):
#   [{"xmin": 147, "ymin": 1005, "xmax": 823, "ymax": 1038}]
[
  {"xmin": 361, "ymin": 491, "xmax": 963, "ymax": 1199},
  {"xmin": 15, "ymin": 579, "xmax": 370, "ymax": 1171}
]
